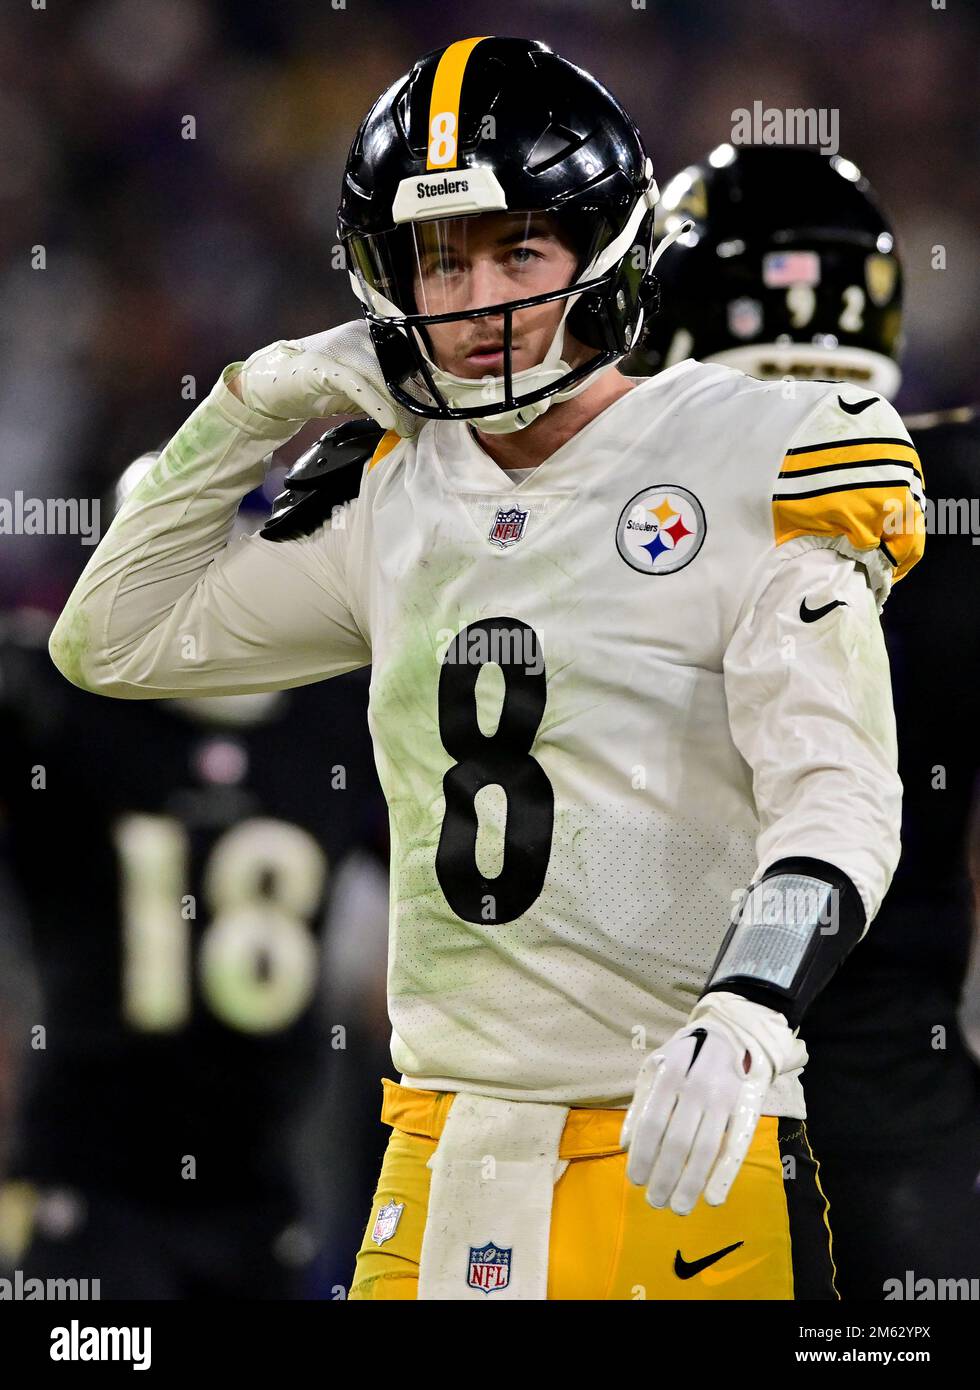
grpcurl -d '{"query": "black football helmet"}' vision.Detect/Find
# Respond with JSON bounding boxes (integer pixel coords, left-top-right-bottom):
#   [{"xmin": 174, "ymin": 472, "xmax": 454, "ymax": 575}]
[
  {"xmin": 337, "ymin": 36, "xmax": 661, "ymax": 433},
  {"xmin": 629, "ymin": 145, "xmax": 903, "ymax": 398}
]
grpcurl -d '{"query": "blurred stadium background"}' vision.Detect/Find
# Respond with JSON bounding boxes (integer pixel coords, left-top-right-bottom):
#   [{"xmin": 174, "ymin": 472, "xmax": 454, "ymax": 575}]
[{"xmin": 0, "ymin": 0, "xmax": 977, "ymax": 1299}]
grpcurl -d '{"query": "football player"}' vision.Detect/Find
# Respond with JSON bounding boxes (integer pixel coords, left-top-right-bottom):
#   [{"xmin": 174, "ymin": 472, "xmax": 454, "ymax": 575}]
[
  {"xmin": 630, "ymin": 143, "xmax": 979, "ymax": 1298},
  {"xmin": 48, "ymin": 39, "xmax": 925, "ymax": 1300},
  {"xmin": 0, "ymin": 460, "xmax": 384, "ymax": 1298}
]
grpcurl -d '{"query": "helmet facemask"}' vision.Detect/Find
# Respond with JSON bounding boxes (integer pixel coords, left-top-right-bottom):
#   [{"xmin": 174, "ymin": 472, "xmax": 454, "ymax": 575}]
[{"xmin": 346, "ymin": 195, "xmax": 658, "ymax": 434}]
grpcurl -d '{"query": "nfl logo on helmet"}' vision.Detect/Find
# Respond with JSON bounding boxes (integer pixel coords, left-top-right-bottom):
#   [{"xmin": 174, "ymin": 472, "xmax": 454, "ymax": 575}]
[{"xmin": 467, "ymin": 1242, "xmax": 512, "ymax": 1292}]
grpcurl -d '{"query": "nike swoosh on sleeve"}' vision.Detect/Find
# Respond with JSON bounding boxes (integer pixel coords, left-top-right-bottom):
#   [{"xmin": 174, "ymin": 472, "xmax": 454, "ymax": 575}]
[
  {"xmin": 799, "ymin": 598, "xmax": 847, "ymax": 623},
  {"xmin": 837, "ymin": 395, "xmax": 879, "ymax": 415}
]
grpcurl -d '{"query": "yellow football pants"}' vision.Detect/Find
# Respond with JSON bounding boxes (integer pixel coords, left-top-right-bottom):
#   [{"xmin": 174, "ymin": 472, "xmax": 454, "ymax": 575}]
[{"xmin": 350, "ymin": 1079, "xmax": 838, "ymax": 1300}]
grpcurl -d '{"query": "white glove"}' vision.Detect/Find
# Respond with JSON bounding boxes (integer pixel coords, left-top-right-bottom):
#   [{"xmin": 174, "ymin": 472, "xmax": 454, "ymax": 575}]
[
  {"xmin": 620, "ymin": 991, "xmax": 808, "ymax": 1216},
  {"xmin": 233, "ymin": 319, "xmax": 422, "ymax": 438}
]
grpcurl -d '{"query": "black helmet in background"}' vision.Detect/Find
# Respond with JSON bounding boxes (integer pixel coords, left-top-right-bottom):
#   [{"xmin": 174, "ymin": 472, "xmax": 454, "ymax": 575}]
[{"xmin": 629, "ymin": 145, "xmax": 903, "ymax": 399}]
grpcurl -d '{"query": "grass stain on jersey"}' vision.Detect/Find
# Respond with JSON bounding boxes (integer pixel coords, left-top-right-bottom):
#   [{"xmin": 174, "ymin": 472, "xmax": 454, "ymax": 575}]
[
  {"xmin": 370, "ymin": 543, "xmax": 559, "ymax": 1012},
  {"xmin": 48, "ymin": 602, "xmax": 91, "ymax": 688},
  {"xmin": 134, "ymin": 402, "xmax": 241, "ymax": 501}
]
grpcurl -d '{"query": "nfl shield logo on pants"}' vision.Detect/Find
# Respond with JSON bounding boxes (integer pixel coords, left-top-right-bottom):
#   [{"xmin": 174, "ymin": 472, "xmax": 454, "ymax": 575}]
[
  {"xmin": 467, "ymin": 1242, "xmax": 512, "ymax": 1293},
  {"xmin": 371, "ymin": 1200, "xmax": 404, "ymax": 1246}
]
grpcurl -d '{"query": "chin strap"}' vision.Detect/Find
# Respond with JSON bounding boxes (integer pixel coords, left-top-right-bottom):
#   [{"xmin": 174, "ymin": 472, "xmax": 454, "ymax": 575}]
[{"xmin": 648, "ymin": 217, "xmax": 695, "ymax": 271}]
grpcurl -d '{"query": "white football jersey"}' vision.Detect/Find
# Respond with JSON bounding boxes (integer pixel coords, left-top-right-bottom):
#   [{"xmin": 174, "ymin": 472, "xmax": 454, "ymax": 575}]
[{"xmin": 51, "ymin": 360, "xmax": 925, "ymax": 1113}]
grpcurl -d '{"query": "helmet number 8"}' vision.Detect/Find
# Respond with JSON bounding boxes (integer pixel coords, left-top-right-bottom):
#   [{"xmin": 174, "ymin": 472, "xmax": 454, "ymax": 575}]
[
  {"xmin": 428, "ymin": 111, "xmax": 457, "ymax": 167},
  {"xmin": 115, "ymin": 814, "xmax": 326, "ymax": 1034}
]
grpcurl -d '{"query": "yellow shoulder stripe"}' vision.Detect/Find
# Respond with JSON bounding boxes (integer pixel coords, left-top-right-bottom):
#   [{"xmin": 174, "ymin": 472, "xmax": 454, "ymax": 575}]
[
  {"xmin": 367, "ymin": 429, "xmax": 402, "ymax": 472},
  {"xmin": 773, "ymin": 486, "xmax": 926, "ymax": 581},
  {"xmin": 774, "ymin": 430, "xmax": 926, "ymax": 581},
  {"xmin": 780, "ymin": 439, "xmax": 923, "ymax": 486}
]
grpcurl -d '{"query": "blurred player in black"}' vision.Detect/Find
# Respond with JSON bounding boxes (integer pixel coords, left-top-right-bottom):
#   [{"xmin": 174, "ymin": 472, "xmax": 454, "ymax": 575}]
[
  {"xmin": 305, "ymin": 800, "xmax": 397, "ymax": 1298},
  {"xmin": 629, "ymin": 145, "xmax": 980, "ymax": 1298},
  {"xmin": 0, "ymin": 455, "xmax": 385, "ymax": 1299}
]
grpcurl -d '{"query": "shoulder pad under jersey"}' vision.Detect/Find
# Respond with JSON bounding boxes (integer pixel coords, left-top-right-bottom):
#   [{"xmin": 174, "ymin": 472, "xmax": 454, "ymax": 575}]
[{"xmin": 260, "ymin": 418, "xmax": 385, "ymax": 541}]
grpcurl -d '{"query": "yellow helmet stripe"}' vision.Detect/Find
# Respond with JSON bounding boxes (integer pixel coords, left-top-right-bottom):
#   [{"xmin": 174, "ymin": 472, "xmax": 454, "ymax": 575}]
[{"xmin": 426, "ymin": 36, "xmax": 491, "ymax": 170}]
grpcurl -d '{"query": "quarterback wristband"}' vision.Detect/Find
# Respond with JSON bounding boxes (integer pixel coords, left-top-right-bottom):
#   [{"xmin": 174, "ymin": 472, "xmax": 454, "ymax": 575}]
[{"xmin": 702, "ymin": 857, "xmax": 866, "ymax": 1028}]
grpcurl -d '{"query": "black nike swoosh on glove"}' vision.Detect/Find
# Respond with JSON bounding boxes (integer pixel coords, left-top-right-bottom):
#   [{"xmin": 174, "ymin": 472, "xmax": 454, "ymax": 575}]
[{"xmin": 838, "ymin": 394, "xmax": 879, "ymax": 415}]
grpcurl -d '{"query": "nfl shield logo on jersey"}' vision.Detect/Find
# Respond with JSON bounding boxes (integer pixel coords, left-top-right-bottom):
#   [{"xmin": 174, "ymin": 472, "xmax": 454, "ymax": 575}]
[
  {"xmin": 488, "ymin": 506, "xmax": 528, "ymax": 548},
  {"xmin": 467, "ymin": 1241, "xmax": 512, "ymax": 1293},
  {"xmin": 371, "ymin": 1200, "xmax": 404, "ymax": 1246}
]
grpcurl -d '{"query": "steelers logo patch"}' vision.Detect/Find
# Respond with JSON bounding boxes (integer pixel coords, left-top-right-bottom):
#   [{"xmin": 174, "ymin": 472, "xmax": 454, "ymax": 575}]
[{"xmin": 616, "ymin": 485, "xmax": 706, "ymax": 575}]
